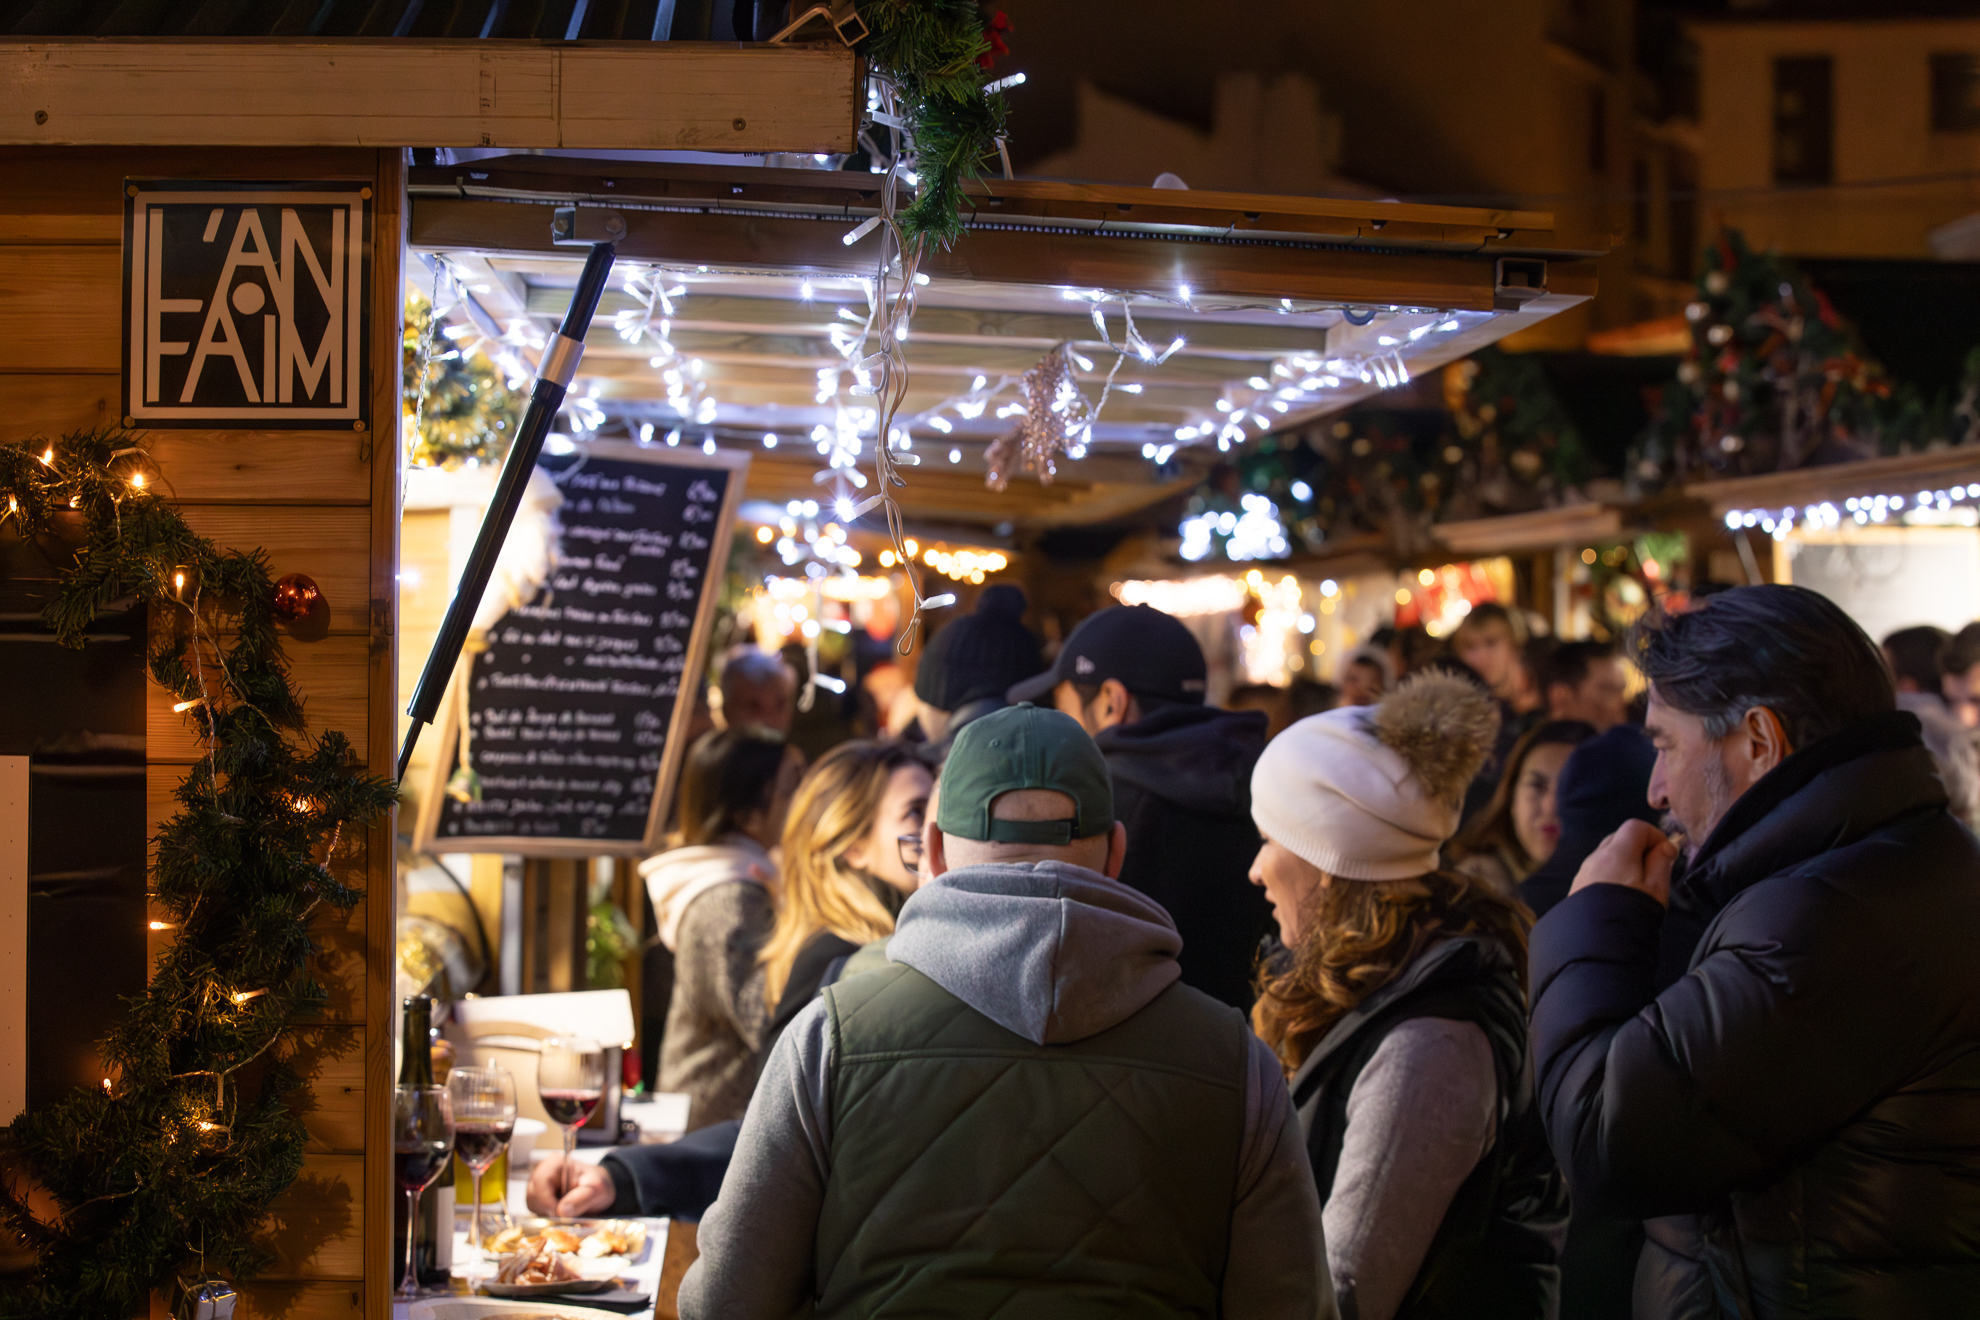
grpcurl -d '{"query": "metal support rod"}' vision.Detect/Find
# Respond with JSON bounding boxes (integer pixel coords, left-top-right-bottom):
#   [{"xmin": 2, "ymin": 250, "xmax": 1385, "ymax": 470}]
[{"xmin": 397, "ymin": 241, "xmax": 618, "ymax": 782}]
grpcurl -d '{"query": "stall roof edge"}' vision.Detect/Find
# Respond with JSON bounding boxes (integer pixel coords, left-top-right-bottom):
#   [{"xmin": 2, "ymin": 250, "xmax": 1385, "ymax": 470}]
[{"xmin": 411, "ymin": 154, "xmax": 1612, "ymax": 260}]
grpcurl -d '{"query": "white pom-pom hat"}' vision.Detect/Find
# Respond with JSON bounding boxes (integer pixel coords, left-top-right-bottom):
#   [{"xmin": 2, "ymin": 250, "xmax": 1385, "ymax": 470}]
[{"xmin": 1249, "ymin": 672, "xmax": 1500, "ymax": 881}]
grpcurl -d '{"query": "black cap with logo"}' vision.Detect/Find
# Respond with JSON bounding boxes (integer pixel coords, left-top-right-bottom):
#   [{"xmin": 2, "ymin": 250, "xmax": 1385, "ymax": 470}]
[{"xmin": 1007, "ymin": 604, "xmax": 1208, "ymax": 707}]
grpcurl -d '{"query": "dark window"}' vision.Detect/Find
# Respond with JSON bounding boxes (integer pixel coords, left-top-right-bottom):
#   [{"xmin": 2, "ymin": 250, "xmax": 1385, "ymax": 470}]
[
  {"xmin": 1589, "ymin": 85, "xmax": 1609, "ymax": 173},
  {"xmin": 1773, "ymin": 56, "xmax": 1833, "ymax": 185},
  {"xmin": 1932, "ymin": 54, "xmax": 1980, "ymax": 131},
  {"xmin": 1632, "ymin": 156, "xmax": 1651, "ymax": 243},
  {"xmin": 1669, "ymin": 148, "xmax": 1698, "ymax": 278}
]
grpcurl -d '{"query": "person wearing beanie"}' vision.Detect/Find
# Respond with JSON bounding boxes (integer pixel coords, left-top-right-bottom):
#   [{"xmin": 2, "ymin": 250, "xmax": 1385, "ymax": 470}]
[
  {"xmin": 1011, "ymin": 603, "xmax": 1274, "ymax": 1010},
  {"xmin": 910, "ymin": 583, "xmax": 1044, "ymax": 745},
  {"xmin": 1250, "ymin": 672, "xmax": 1566, "ymax": 1320}
]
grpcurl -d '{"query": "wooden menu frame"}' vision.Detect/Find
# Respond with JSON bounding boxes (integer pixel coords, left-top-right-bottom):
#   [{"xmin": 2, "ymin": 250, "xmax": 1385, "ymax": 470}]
[{"xmin": 411, "ymin": 439, "xmax": 750, "ymax": 858}]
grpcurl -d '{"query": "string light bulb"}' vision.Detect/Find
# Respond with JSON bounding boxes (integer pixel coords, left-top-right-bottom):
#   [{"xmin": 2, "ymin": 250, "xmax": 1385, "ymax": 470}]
[
  {"xmin": 129, "ymin": 471, "xmax": 146, "ymax": 490},
  {"xmin": 171, "ymin": 698, "xmax": 201, "ymax": 713}
]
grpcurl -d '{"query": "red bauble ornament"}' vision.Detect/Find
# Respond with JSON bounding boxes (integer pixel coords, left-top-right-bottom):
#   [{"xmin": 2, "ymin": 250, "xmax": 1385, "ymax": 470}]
[
  {"xmin": 978, "ymin": 10, "xmax": 1010, "ymax": 68},
  {"xmin": 270, "ymin": 573, "xmax": 323, "ymax": 623}
]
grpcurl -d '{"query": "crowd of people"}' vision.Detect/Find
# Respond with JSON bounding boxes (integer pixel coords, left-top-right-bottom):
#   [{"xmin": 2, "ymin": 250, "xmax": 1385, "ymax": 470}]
[{"xmin": 522, "ymin": 579, "xmax": 1980, "ymax": 1320}]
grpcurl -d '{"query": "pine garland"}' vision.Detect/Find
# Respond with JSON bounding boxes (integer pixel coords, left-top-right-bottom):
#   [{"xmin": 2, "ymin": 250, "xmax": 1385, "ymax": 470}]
[
  {"xmin": 855, "ymin": 0, "xmax": 1010, "ymax": 249},
  {"xmin": 0, "ymin": 428, "xmax": 398, "ymax": 1320}
]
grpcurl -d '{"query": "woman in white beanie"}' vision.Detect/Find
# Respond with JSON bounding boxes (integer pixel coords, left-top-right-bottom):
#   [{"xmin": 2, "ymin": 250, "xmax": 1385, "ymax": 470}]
[{"xmin": 1248, "ymin": 672, "xmax": 1565, "ymax": 1320}]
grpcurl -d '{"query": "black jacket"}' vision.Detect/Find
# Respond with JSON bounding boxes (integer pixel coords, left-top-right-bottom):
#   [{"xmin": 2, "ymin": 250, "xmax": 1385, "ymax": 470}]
[
  {"xmin": 1098, "ymin": 703, "xmax": 1272, "ymax": 1009},
  {"xmin": 1294, "ymin": 935, "xmax": 1566, "ymax": 1320},
  {"xmin": 1530, "ymin": 711, "xmax": 1980, "ymax": 1319}
]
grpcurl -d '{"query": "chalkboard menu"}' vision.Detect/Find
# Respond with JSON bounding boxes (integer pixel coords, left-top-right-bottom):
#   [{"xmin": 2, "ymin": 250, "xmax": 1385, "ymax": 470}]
[{"xmin": 413, "ymin": 441, "xmax": 749, "ymax": 857}]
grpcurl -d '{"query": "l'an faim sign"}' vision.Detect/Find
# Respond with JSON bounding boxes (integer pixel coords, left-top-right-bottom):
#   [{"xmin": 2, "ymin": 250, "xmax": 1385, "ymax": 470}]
[{"xmin": 122, "ymin": 180, "xmax": 371, "ymax": 430}]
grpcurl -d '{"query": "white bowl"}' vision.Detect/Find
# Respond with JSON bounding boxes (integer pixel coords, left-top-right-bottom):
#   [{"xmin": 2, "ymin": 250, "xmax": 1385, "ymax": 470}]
[{"xmin": 509, "ymin": 1116, "xmax": 547, "ymax": 1166}]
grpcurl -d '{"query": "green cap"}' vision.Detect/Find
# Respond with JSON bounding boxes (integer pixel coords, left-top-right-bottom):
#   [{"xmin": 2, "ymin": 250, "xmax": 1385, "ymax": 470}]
[{"xmin": 936, "ymin": 703, "xmax": 1115, "ymax": 845}]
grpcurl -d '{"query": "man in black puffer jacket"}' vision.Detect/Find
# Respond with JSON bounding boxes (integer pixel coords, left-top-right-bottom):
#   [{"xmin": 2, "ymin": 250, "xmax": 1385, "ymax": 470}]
[{"xmin": 1530, "ymin": 584, "xmax": 1980, "ymax": 1319}]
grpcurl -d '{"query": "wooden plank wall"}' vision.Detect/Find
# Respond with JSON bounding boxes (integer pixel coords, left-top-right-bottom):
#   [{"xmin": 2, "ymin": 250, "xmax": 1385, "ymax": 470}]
[{"xmin": 0, "ymin": 146, "xmax": 401, "ymax": 1319}]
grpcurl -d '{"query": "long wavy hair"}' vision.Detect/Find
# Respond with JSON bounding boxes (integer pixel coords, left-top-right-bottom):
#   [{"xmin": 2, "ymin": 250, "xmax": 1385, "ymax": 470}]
[
  {"xmin": 759, "ymin": 739, "xmax": 929, "ymax": 1007},
  {"xmin": 1448, "ymin": 718, "xmax": 1596, "ymax": 878},
  {"xmin": 1252, "ymin": 867, "xmax": 1533, "ymax": 1073}
]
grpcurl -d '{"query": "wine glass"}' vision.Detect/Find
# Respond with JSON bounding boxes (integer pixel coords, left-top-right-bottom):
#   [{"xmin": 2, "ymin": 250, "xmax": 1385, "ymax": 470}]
[
  {"xmin": 393, "ymin": 1085, "xmax": 454, "ymax": 1301},
  {"xmin": 448, "ymin": 1066, "xmax": 517, "ymax": 1282},
  {"xmin": 536, "ymin": 1036, "xmax": 605, "ymax": 1203}
]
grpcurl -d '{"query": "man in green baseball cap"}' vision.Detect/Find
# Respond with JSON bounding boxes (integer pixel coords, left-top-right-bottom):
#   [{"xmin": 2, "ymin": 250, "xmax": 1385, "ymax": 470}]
[{"xmin": 681, "ymin": 703, "xmax": 1335, "ymax": 1320}]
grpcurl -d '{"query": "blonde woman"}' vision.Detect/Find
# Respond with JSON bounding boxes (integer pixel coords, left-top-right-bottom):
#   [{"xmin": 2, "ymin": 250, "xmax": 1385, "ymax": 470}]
[
  {"xmin": 1249, "ymin": 674, "xmax": 1565, "ymax": 1320},
  {"xmin": 760, "ymin": 739, "xmax": 934, "ymax": 1038}
]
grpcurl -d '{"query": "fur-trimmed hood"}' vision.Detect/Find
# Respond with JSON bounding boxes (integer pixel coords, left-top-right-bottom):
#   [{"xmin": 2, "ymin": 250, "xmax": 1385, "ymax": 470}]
[{"xmin": 1250, "ymin": 673, "xmax": 1500, "ymax": 881}]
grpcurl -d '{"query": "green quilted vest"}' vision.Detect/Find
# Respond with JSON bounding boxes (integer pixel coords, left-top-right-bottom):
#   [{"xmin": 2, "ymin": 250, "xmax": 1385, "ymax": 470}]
[{"xmin": 814, "ymin": 961, "xmax": 1249, "ymax": 1319}]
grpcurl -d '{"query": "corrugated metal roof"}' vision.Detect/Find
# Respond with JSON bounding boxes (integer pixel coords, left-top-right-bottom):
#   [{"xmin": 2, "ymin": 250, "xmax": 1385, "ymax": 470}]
[{"xmin": 0, "ymin": 0, "xmax": 723, "ymax": 39}]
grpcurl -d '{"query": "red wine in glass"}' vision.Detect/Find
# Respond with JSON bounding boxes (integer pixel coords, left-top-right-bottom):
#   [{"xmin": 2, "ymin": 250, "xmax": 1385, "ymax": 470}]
[
  {"xmin": 537, "ymin": 1037, "xmax": 606, "ymax": 1201},
  {"xmin": 453, "ymin": 1121, "xmax": 515, "ymax": 1171},
  {"xmin": 539, "ymin": 1088, "xmax": 603, "ymax": 1129},
  {"xmin": 396, "ymin": 1139, "xmax": 453, "ymax": 1192}
]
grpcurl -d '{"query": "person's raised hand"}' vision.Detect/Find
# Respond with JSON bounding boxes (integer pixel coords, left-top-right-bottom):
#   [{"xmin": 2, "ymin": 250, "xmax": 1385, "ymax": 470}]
[
  {"xmin": 525, "ymin": 1153, "xmax": 617, "ymax": 1218},
  {"xmin": 1568, "ymin": 818, "xmax": 1678, "ymax": 907}
]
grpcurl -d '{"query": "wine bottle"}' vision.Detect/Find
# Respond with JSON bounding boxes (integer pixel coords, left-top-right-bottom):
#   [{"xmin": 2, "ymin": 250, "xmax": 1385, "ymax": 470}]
[
  {"xmin": 393, "ymin": 996, "xmax": 455, "ymax": 1286},
  {"xmin": 430, "ymin": 1032, "xmax": 455, "ymax": 1278}
]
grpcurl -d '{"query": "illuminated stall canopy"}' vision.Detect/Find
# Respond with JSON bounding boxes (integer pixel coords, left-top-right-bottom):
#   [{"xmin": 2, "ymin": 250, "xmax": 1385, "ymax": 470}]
[{"xmin": 408, "ymin": 156, "xmax": 1605, "ymax": 535}]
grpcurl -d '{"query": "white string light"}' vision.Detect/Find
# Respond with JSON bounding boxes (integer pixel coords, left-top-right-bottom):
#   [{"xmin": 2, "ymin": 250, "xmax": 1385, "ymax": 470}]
[{"xmin": 1723, "ymin": 484, "xmax": 1980, "ymax": 540}]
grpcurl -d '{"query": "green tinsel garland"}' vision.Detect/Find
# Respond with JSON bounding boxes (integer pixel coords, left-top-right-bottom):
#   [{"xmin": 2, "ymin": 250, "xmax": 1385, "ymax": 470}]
[
  {"xmin": 0, "ymin": 429, "xmax": 398, "ymax": 1320},
  {"xmin": 855, "ymin": 0, "xmax": 1010, "ymax": 249},
  {"xmin": 403, "ymin": 291, "xmax": 524, "ymax": 470}
]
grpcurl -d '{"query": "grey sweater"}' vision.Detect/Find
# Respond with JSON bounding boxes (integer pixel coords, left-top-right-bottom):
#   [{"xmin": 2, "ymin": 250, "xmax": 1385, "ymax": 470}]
[
  {"xmin": 680, "ymin": 860, "xmax": 1338, "ymax": 1319},
  {"xmin": 653, "ymin": 879, "xmax": 773, "ymax": 1130}
]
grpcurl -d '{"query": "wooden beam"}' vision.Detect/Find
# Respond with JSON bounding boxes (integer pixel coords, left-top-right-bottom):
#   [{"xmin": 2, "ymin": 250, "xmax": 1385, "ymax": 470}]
[
  {"xmin": 412, "ymin": 195, "xmax": 1522, "ymax": 308},
  {"xmin": 526, "ymin": 288, "xmax": 1334, "ymax": 359},
  {"xmin": 579, "ymin": 379, "xmax": 1203, "ymax": 427},
  {"xmin": 1682, "ymin": 449, "xmax": 1980, "ymax": 515},
  {"xmin": 738, "ymin": 450, "xmax": 1193, "ymax": 531},
  {"xmin": 0, "ymin": 40, "xmax": 859, "ymax": 152},
  {"xmin": 1433, "ymin": 504, "xmax": 1624, "ymax": 557}
]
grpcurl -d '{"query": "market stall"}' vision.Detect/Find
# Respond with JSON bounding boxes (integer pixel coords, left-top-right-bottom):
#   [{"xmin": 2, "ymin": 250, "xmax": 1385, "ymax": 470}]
[{"xmin": 0, "ymin": 24, "xmax": 858, "ymax": 1320}]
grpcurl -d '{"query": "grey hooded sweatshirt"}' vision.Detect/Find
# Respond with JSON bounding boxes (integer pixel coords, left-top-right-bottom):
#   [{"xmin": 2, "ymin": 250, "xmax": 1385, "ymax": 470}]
[{"xmin": 679, "ymin": 859, "xmax": 1337, "ymax": 1319}]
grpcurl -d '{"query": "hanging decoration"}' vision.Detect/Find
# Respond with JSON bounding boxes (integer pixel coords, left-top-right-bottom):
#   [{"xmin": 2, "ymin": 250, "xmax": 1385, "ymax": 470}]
[
  {"xmin": 0, "ymin": 429, "xmax": 398, "ymax": 1320},
  {"xmin": 268, "ymin": 573, "xmax": 323, "ymax": 623},
  {"xmin": 984, "ymin": 344, "xmax": 1095, "ymax": 490},
  {"xmin": 782, "ymin": 0, "xmax": 1014, "ymax": 651},
  {"xmin": 854, "ymin": 0, "xmax": 1011, "ymax": 249},
  {"xmin": 1631, "ymin": 226, "xmax": 1929, "ymax": 486}
]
